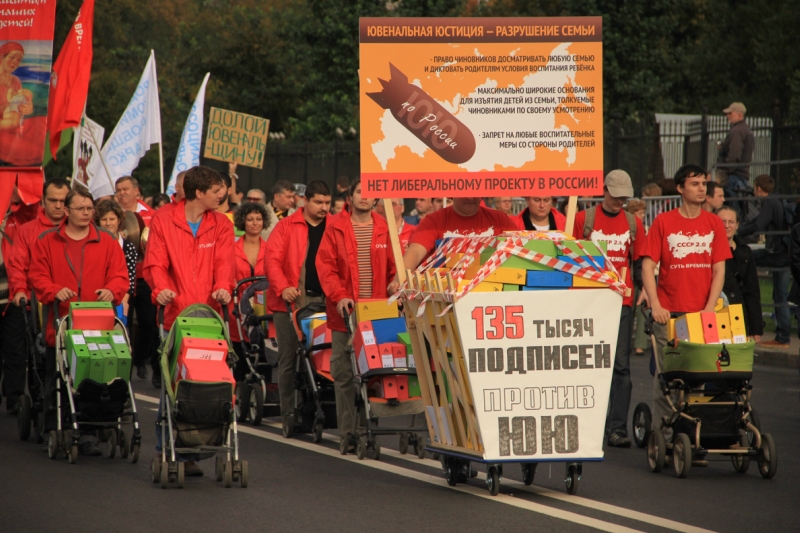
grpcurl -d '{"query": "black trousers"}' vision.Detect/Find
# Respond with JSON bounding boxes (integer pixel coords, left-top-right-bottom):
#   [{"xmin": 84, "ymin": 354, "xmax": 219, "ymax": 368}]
[
  {"xmin": 132, "ymin": 278, "xmax": 160, "ymax": 374},
  {"xmin": 43, "ymin": 346, "xmax": 57, "ymax": 433},
  {"xmin": 0, "ymin": 303, "xmax": 28, "ymax": 410}
]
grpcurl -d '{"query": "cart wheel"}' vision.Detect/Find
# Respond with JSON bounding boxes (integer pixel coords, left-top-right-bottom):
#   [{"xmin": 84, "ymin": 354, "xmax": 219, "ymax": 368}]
[
  {"xmin": 521, "ymin": 463, "xmax": 537, "ymax": 486},
  {"xmin": 758, "ymin": 433, "xmax": 777, "ymax": 479},
  {"xmin": 746, "ymin": 409, "xmax": 761, "ymax": 447},
  {"xmin": 487, "ymin": 466, "xmax": 501, "ymax": 496},
  {"xmin": 372, "ymin": 439, "xmax": 381, "ymax": 461},
  {"xmin": 118, "ymin": 430, "xmax": 128, "ymax": 459},
  {"xmin": 232, "ymin": 460, "xmax": 241, "ymax": 482},
  {"xmin": 356, "ymin": 435, "xmax": 367, "ymax": 460},
  {"xmin": 398, "ymin": 432, "xmax": 409, "ymax": 454},
  {"xmin": 224, "ymin": 460, "xmax": 233, "ymax": 488},
  {"xmin": 415, "ymin": 438, "xmax": 426, "ymax": 460},
  {"xmin": 67, "ymin": 441, "xmax": 78, "ymax": 464},
  {"xmin": 151, "ymin": 456, "xmax": 162, "ymax": 483},
  {"xmin": 444, "ymin": 458, "xmax": 458, "ymax": 487},
  {"xmin": 160, "ymin": 460, "xmax": 170, "ymax": 488},
  {"xmin": 339, "ymin": 433, "xmax": 350, "ymax": 455},
  {"xmin": 47, "ymin": 430, "xmax": 59, "ymax": 460},
  {"xmin": 235, "ymin": 382, "xmax": 250, "ymax": 423},
  {"xmin": 17, "ymin": 394, "xmax": 32, "ymax": 441},
  {"xmin": 565, "ymin": 464, "xmax": 580, "ymax": 495},
  {"xmin": 673, "ymin": 433, "xmax": 692, "ymax": 479},
  {"xmin": 282, "ymin": 416, "xmax": 294, "ymax": 439},
  {"xmin": 647, "ymin": 430, "xmax": 666, "ymax": 473},
  {"xmin": 176, "ymin": 461, "xmax": 185, "ymax": 489},
  {"xmin": 105, "ymin": 430, "xmax": 117, "ymax": 459},
  {"xmin": 312, "ymin": 422, "xmax": 324, "ymax": 443},
  {"xmin": 240, "ymin": 460, "xmax": 249, "ymax": 488},
  {"xmin": 632, "ymin": 403, "xmax": 652, "ymax": 449},
  {"xmin": 129, "ymin": 442, "xmax": 140, "ymax": 464},
  {"xmin": 731, "ymin": 434, "xmax": 750, "ymax": 473},
  {"xmin": 215, "ymin": 455, "xmax": 224, "ymax": 481}
]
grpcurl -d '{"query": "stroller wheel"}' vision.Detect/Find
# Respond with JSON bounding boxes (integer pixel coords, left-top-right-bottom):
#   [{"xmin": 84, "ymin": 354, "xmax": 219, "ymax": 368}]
[
  {"xmin": 129, "ymin": 442, "xmax": 140, "ymax": 464},
  {"xmin": 356, "ymin": 435, "xmax": 367, "ymax": 460},
  {"xmin": 240, "ymin": 460, "xmax": 249, "ymax": 488},
  {"xmin": 215, "ymin": 456, "xmax": 224, "ymax": 482},
  {"xmin": 223, "ymin": 461, "xmax": 233, "ymax": 488},
  {"xmin": 647, "ymin": 430, "xmax": 665, "ymax": 473},
  {"xmin": 632, "ymin": 403, "xmax": 652, "ymax": 449},
  {"xmin": 151, "ymin": 456, "xmax": 162, "ymax": 483},
  {"xmin": 372, "ymin": 439, "xmax": 381, "ymax": 461},
  {"xmin": 444, "ymin": 458, "xmax": 458, "ymax": 486},
  {"xmin": 758, "ymin": 433, "xmax": 778, "ymax": 479},
  {"xmin": 119, "ymin": 430, "xmax": 128, "ymax": 459},
  {"xmin": 339, "ymin": 433, "xmax": 350, "ymax": 455},
  {"xmin": 521, "ymin": 463, "xmax": 537, "ymax": 485},
  {"xmin": 67, "ymin": 442, "xmax": 78, "ymax": 465},
  {"xmin": 17, "ymin": 395, "xmax": 32, "ymax": 441},
  {"xmin": 104, "ymin": 430, "xmax": 117, "ymax": 459},
  {"xmin": 176, "ymin": 462, "xmax": 185, "ymax": 489},
  {"xmin": 731, "ymin": 434, "xmax": 751, "ymax": 474},
  {"xmin": 160, "ymin": 460, "xmax": 170, "ymax": 489},
  {"xmin": 399, "ymin": 433, "xmax": 409, "ymax": 454},
  {"xmin": 565, "ymin": 464, "xmax": 580, "ymax": 495},
  {"xmin": 47, "ymin": 430, "xmax": 59, "ymax": 460},
  {"xmin": 414, "ymin": 437, "xmax": 426, "ymax": 460},
  {"xmin": 235, "ymin": 382, "xmax": 250, "ymax": 423},
  {"xmin": 312, "ymin": 422, "xmax": 324, "ymax": 443},
  {"xmin": 673, "ymin": 433, "xmax": 692, "ymax": 479},
  {"xmin": 487, "ymin": 466, "xmax": 501, "ymax": 496},
  {"xmin": 249, "ymin": 385, "xmax": 264, "ymax": 426}
]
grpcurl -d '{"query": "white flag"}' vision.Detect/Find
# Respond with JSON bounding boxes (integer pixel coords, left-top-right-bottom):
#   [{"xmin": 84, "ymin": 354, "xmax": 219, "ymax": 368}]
[
  {"xmin": 72, "ymin": 116, "xmax": 110, "ymax": 196},
  {"xmin": 92, "ymin": 50, "xmax": 161, "ymax": 191},
  {"xmin": 166, "ymin": 72, "xmax": 210, "ymax": 196}
]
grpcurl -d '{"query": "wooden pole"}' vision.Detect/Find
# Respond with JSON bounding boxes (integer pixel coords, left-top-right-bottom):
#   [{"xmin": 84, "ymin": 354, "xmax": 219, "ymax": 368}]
[
  {"xmin": 382, "ymin": 198, "xmax": 406, "ymax": 284},
  {"xmin": 564, "ymin": 195, "xmax": 578, "ymax": 236}
]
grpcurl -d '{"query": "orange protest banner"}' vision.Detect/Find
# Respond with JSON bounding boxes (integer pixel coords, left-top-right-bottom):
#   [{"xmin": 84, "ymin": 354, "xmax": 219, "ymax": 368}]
[{"xmin": 359, "ymin": 17, "xmax": 603, "ymax": 198}]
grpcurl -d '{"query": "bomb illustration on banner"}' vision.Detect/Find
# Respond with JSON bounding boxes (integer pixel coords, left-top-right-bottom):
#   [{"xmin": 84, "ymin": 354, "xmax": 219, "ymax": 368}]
[{"xmin": 366, "ymin": 63, "xmax": 476, "ymax": 164}]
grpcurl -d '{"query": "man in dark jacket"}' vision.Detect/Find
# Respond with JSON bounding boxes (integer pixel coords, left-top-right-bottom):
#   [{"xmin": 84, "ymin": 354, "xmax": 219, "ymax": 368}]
[
  {"xmin": 788, "ymin": 220, "xmax": 800, "ymax": 364},
  {"xmin": 738, "ymin": 175, "xmax": 790, "ymax": 348},
  {"xmin": 719, "ymin": 102, "xmax": 755, "ymax": 183}
]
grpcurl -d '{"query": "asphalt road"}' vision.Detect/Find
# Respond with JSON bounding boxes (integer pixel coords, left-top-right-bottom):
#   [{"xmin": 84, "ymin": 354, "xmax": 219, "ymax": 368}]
[{"xmin": 1, "ymin": 355, "xmax": 798, "ymax": 533}]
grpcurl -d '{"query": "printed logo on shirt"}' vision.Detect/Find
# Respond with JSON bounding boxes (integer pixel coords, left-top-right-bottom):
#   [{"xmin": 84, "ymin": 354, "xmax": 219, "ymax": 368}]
[
  {"xmin": 666, "ymin": 231, "xmax": 714, "ymax": 259},
  {"xmin": 442, "ymin": 227, "xmax": 495, "ymax": 238},
  {"xmin": 375, "ymin": 244, "xmax": 387, "ymax": 249},
  {"xmin": 198, "ymin": 242, "xmax": 215, "ymax": 249},
  {"xmin": 590, "ymin": 229, "xmax": 630, "ymax": 253}
]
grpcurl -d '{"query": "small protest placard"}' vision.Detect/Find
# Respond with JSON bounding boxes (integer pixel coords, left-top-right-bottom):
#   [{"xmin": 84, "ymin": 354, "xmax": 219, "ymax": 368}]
[{"xmin": 204, "ymin": 107, "xmax": 269, "ymax": 168}]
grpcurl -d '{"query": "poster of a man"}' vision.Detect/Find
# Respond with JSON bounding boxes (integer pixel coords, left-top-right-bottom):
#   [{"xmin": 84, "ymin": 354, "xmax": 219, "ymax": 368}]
[{"xmin": 0, "ymin": 40, "xmax": 52, "ymax": 167}]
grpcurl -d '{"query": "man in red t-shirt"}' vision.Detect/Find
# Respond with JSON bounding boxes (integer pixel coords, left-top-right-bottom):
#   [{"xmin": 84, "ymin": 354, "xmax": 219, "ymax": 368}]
[
  {"xmin": 404, "ymin": 197, "xmax": 518, "ymax": 270},
  {"xmin": 642, "ymin": 164, "xmax": 731, "ymax": 441},
  {"xmin": 573, "ymin": 170, "xmax": 646, "ymax": 447}
]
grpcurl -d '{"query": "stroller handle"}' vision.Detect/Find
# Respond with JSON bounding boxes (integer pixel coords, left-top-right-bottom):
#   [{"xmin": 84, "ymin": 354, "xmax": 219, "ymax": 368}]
[{"xmin": 157, "ymin": 305, "xmax": 165, "ymax": 329}]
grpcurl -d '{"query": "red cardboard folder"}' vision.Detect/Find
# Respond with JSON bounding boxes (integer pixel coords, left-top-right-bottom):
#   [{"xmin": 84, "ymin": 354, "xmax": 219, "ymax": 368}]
[{"xmin": 700, "ymin": 312, "xmax": 720, "ymax": 344}]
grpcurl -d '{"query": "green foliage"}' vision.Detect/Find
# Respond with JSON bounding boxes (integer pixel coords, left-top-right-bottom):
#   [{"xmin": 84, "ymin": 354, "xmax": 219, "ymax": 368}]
[{"xmin": 44, "ymin": 0, "xmax": 800, "ymax": 194}]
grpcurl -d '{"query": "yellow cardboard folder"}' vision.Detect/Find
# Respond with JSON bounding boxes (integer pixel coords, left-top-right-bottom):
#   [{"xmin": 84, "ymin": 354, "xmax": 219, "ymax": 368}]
[{"xmin": 356, "ymin": 298, "xmax": 399, "ymax": 322}]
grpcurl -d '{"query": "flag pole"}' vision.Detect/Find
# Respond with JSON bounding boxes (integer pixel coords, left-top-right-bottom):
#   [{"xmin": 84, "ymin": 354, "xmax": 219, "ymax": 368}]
[
  {"xmin": 71, "ymin": 112, "xmax": 86, "ymax": 189},
  {"xmin": 158, "ymin": 141, "xmax": 165, "ymax": 193}
]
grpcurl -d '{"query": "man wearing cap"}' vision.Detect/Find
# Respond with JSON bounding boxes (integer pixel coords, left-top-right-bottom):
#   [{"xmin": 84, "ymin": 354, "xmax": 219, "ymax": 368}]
[
  {"xmin": 719, "ymin": 102, "xmax": 755, "ymax": 213},
  {"xmin": 573, "ymin": 170, "xmax": 646, "ymax": 447}
]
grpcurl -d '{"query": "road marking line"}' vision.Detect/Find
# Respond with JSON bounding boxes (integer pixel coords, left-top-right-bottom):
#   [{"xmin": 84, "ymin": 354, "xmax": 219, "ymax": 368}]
[{"xmin": 135, "ymin": 393, "xmax": 715, "ymax": 533}]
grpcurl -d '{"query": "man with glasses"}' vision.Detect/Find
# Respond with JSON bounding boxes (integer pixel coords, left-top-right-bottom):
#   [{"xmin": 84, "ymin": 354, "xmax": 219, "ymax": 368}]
[
  {"xmin": 516, "ymin": 196, "xmax": 565, "ymax": 231},
  {"xmin": 29, "ymin": 189, "xmax": 129, "ymax": 454}
]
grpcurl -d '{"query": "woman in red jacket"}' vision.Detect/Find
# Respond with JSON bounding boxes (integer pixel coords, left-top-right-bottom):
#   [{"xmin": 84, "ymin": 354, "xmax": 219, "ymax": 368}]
[{"xmin": 231, "ymin": 202, "xmax": 269, "ymax": 381}]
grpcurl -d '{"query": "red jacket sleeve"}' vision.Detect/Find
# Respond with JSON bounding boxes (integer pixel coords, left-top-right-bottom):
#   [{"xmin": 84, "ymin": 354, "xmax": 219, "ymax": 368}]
[
  {"xmin": 142, "ymin": 214, "xmax": 173, "ymax": 302},
  {"xmin": 213, "ymin": 217, "xmax": 236, "ymax": 293},
  {"xmin": 28, "ymin": 236, "xmax": 60, "ymax": 305},
  {"xmin": 264, "ymin": 219, "xmax": 292, "ymax": 295},
  {"xmin": 316, "ymin": 227, "xmax": 347, "ymax": 304},
  {"xmin": 104, "ymin": 238, "xmax": 132, "ymax": 305},
  {"xmin": 6, "ymin": 225, "xmax": 31, "ymax": 295}
]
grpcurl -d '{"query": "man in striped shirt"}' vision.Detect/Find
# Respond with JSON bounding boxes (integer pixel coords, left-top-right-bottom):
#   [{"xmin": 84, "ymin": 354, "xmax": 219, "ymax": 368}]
[{"xmin": 316, "ymin": 179, "xmax": 397, "ymax": 445}]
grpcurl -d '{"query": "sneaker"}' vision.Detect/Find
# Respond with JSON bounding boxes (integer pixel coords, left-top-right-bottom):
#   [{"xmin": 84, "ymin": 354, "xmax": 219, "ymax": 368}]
[
  {"xmin": 758, "ymin": 340, "xmax": 790, "ymax": 349},
  {"xmin": 635, "ymin": 349, "xmax": 645, "ymax": 356},
  {"xmin": 136, "ymin": 365, "xmax": 148, "ymax": 380},
  {"xmin": 607, "ymin": 433, "xmax": 632, "ymax": 448},
  {"xmin": 151, "ymin": 373, "xmax": 161, "ymax": 389},
  {"xmin": 692, "ymin": 459, "xmax": 709, "ymax": 467},
  {"xmin": 79, "ymin": 441, "xmax": 102, "ymax": 456},
  {"xmin": 184, "ymin": 460, "xmax": 204, "ymax": 477}
]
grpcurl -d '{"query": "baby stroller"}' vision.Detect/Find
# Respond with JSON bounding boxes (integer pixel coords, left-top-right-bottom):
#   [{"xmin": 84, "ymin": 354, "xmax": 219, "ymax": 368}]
[
  {"xmin": 48, "ymin": 302, "xmax": 142, "ymax": 464},
  {"xmin": 232, "ymin": 276, "xmax": 280, "ymax": 426},
  {"xmin": 632, "ymin": 312, "xmax": 777, "ymax": 479},
  {"xmin": 341, "ymin": 310, "xmax": 427, "ymax": 460},
  {"xmin": 17, "ymin": 296, "xmax": 47, "ymax": 443},
  {"xmin": 283, "ymin": 302, "xmax": 337, "ymax": 441},
  {"xmin": 153, "ymin": 304, "xmax": 247, "ymax": 489}
]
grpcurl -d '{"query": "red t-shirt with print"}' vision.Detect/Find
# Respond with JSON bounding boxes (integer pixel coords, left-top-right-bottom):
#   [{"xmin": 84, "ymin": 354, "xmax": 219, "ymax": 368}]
[
  {"xmin": 409, "ymin": 205, "xmax": 518, "ymax": 254},
  {"xmin": 573, "ymin": 206, "xmax": 646, "ymax": 307},
  {"xmin": 642, "ymin": 208, "xmax": 732, "ymax": 313}
]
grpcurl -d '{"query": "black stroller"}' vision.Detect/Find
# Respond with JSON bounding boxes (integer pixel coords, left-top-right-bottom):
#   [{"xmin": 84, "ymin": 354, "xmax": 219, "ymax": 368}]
[
  {"xmin": 232, "ymin": 276, "xmax": 280, "ymax": 426},
  {"xmin": 283, "ymin": 302, "xmax": 337, "ymax": 441},
  {"xmin": 16, "ymin": 296, "xmax": 47, "ymax": 443},
  {"xmin": 153, "ymin": 304, "xmax": 248, "ymax": 488}
]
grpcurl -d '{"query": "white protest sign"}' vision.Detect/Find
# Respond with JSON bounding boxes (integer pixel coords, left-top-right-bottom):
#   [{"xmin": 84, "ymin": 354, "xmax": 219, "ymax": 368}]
[{"xmin": 453, "ymin": 289, "xmax": 622, "ymax": 461}]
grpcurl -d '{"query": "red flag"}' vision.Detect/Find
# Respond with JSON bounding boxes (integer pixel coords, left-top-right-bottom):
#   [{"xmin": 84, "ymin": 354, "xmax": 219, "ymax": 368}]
[{"xmin": 47, "ymin": 0, "xmax": 95, "ymax": 160}]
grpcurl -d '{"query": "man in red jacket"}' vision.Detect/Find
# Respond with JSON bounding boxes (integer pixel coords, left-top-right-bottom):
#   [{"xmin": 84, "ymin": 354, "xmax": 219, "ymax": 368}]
[
  {"xmin": 143, "ymin": 165, "xmax": 235, "ymax": 476},
  {"xmin": 265, "ymin": 180, "xmax": 331, "ymax": 437},
  {"xmin": 29, "ymin": 188, "xmax": 129, "ymax": 454},
  {"xmin": 316, "ymin": 179, "xmax": 398, "ymax": 446},
  {"xmin": 516, "ymin": 196, "xmax": 566, "ymax": 231}
]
